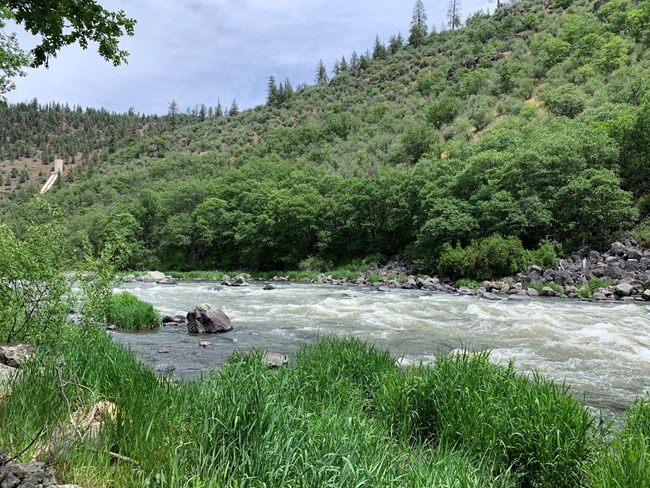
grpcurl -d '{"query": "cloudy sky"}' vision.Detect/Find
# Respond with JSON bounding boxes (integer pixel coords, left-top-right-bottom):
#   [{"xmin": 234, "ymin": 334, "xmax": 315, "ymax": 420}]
[{"xmin": 5, "ymin": 0, "xmax": 489, "ymax": 115}]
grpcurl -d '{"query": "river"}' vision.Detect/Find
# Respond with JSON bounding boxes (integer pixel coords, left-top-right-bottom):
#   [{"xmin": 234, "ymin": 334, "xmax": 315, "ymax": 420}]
[{"xmin": 112, "ymin": 281, "xmax": 650, "ymax": 414}]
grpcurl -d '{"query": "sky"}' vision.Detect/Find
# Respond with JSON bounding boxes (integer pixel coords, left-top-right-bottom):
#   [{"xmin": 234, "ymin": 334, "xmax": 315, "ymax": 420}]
[{"xmin": 4, "ymin": 0, "xmax": 490, "ymax": 115}]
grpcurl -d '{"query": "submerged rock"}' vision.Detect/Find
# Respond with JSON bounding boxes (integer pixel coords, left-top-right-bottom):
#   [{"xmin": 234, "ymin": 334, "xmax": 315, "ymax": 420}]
[{"xmin": 187, "ymin": 304, "xmax": 233, "ymax": 333}]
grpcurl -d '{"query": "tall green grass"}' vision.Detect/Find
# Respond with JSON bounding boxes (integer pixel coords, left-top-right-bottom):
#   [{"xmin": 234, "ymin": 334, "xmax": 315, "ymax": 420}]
[
  {"xmin": 0, "ymin": 332, "xmax": 643, "ymax": 487},
  {"xmin": 587, "ymin": 394, "xmax": 650, "ymax": 487},
  {"xmin": 107, "ymin": 291, "xmax": 160, "ymax": 330}
]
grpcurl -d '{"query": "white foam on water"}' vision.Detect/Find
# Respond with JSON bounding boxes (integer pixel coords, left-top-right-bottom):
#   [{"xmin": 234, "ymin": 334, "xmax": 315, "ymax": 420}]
[{"xmin": 120, "ymin": 282, "xmax": 650, "ymax": 409}]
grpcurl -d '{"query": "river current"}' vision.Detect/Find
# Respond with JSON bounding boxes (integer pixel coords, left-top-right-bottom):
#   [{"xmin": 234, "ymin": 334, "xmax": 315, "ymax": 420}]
[{"xmin": 113, "ymin": 281, "xmax": 650, "ymax": 413}]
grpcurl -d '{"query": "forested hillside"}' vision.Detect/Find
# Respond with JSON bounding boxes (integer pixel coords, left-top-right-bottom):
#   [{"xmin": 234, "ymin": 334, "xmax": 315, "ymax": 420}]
[{"xmin": 1, "ymin": 0, "xmax": 649, "ymax": 276}]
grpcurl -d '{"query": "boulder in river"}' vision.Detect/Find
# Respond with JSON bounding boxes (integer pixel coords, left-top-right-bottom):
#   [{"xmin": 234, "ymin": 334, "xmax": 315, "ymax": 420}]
[
  {"xmin": 140, "ymin": 271, "xmax": 166, "ymax": 282},
  {"xmin": 187, "ymin": 304, "xmax": 232, "ymax": 333}
]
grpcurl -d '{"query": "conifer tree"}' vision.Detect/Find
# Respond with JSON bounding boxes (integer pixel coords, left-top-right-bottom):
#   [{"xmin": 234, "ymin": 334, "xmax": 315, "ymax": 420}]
[
  {"xmin": 198, "ymin": 103, "xmax": 206, "ymax": 121},
  {"xmin": 267, "ymin": 75, "xmax": 278, "ymax": 106},
  {"xmin": 350, "ymin": 51, "xmax": 360, "ymax": 70},
  {"xmin": 167, "ymin": 100, "xmax": 178, "ymax": 130},
  {"xmin": 284, "ymin": 77, "xmax": 294, "ymax": 101},
  {"xmin": 332, "ymin": 59, "xmax": 341, "ymax": 76},
  {"xmin": 373, "ymin": 35, "xmax": 387, "ymax": 60},
  {"xmin": 215, "ymin": 100, "xmax": 223, "ymax": 117},
  {"xmin": 388, "ymin": 33, "xmax": 404, "ymax": 54},
  {"xmin": 339, "ymin": 56, "xmax": 349, "ymax": 72},
  {"xmin": 409, "ymin": 0, "xmax": 428, "ymax": 47},
  {"xmin": 229, "ymin": 99, "xmax": 239, "ymax": 116},
  {"xmin": 315, "ymin": 59, "xmax": 328, "ymax": 85},
  {"xmin": 447, "ymin": 0, "xmax": 462, "ymax": 30}
]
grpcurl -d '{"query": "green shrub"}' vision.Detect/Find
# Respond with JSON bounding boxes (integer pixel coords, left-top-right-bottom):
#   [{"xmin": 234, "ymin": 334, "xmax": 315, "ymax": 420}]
[
  {"xmin": 107, "ymin": 292, "xmax": 160, "ymax": 331},
  {"xmin": 455, "ymin": 278, "xmax": 481, "ymax": 288},
  {"xmin": 0, "ymin": 207, "xmax": 71, "ymax": 344},
  {"xmin": 367, "ymin": 273, "xmax": 382, "ymax": 283},
  {"xmin": 526, "ymin": 241, "xmax": 558, "ymax": 270},
  {"xmin": 439, "ymin": 236, "xmax": 559, "ymax": 281}
]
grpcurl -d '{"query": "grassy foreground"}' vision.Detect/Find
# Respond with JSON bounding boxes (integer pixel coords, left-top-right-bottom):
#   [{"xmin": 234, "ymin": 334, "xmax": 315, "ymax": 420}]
[{"xmin": 1, "ymin": 330, "xmax": 648, "ymax": 487}]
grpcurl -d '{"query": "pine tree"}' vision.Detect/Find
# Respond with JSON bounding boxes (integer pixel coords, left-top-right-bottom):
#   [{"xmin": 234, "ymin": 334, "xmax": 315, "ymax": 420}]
[
  {"xmin": 339, "ymin": 55, "xmax": 349, "ymax": 72},
  {"xmin": 373, "ymin": 35, "xmax": 387, "ymax": 60},
  {"xmin": 229, "ymin": 99, "xmax": 239, "ymax": 116},
  {"xmin": 284, "ymin": 77, "xmax": 294, "ymax": 101},
  {"xmin": 332, "ymin": 59, "xmax": 341, "ymax": 76},
  {"xmin": 215, "ymin": 99, "xmax": 223, "ymax": 117},
  {"xmin": 315, "ymin": 59, "xmax": 328, "ymax": 85},
  {"xmin": 198, "ymin": 103, "xmax": 207, "ymax": 121},
  {"xmin": 409, "ymin": 0, "xmax": 428, "ymax": 47},
  {"xmin": 388, "ymin": 33, "xmax": 404, "ymax": 54},
  {"xmin": 350, "ymin": 51, "xmax": 360, "ymax": 70},
  {"xmin": 447, "ymin": 0, "xmax": 462, "ymax": 30},
  {"xmin": 267, "ymin": 75, "xmax": 278, "ymax": 106},
  {"xmin": 167, "ymin": 100, "xmax": 178, "ymax": 130}
]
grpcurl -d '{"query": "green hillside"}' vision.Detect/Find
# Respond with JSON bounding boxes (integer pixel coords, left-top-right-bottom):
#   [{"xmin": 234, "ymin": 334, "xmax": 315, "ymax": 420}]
[{"xmin": 1, "ymin": 0, "xmax": 649, "ymax": 275}]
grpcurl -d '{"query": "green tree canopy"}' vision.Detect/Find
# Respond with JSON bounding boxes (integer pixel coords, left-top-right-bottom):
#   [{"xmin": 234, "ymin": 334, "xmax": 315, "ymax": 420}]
[{"xmin": 0, "ymin": 1, "xmax": 135, "ymax": 95}]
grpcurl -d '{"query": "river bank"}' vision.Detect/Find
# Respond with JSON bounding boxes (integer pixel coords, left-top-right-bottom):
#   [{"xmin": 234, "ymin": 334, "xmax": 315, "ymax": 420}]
[
  {"xmin": 1, "ymin": 328, "xmax": 649, "ymax": 487},
  {"xmin": 125, "ymin": 239, "xmax": 650, "ymax": 303}
]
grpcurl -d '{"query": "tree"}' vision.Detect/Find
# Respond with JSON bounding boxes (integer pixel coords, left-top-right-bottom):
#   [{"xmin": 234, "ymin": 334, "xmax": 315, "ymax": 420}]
[
  {"xmin": 229, "ymin": 99, "xmax": 239, "ymax": 116},
  {"xmin": 339, "ymin": 55, "xmax": 349, "ymax": 73},
  {"xmin": 167, "ymin": 100, "xmax": 178, "ymax": 130},
  {"xmin": 447, "ymin": 0, "xmax": 462, "ymax": 30},
  {"xmin": 215, "ymin": 99, "xmax": 223, "ymax": 117},
  {"xmin": 372, "ymin": 35, "xmax": 387, "ymax": 60},
  {"xmin": 409, "ymin": 1, "xmax": 428, "ymax": 47},
  {"xmin": 267, "ymin": 75, "xmax": 278, "ymax": 106},
  {"xmin": 0, "ymin": 1, "xmax": 135, "ymax": 95},
  {"xmin": 315, "ymin": 59, "xmax": 328, "ymax": 85},
  {"xmin": 388, "ymin": 33, "xmax": 404, "ymax": 54}
]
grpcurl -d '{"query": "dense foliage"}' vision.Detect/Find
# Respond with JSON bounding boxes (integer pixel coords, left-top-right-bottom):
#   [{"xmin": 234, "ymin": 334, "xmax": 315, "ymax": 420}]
[{"xmin": 1, "ymin": 0, "xmax": 649, "ymax": 278}]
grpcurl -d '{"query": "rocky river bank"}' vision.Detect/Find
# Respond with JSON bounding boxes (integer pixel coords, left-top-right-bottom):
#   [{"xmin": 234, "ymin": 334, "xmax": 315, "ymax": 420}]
[{"xmin": 128, "ymin": 240, "xmax": 650, "ymax": 303}]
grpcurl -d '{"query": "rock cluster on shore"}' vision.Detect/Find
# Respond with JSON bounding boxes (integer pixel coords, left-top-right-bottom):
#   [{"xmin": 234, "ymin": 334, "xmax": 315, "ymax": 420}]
[
  {"xmin": 126, "ymin": 240, "xmax": 650, "ymax": 302},
  {"xmin": 268, "ymin": 240, "xmax": 650, "ymax": 301}
]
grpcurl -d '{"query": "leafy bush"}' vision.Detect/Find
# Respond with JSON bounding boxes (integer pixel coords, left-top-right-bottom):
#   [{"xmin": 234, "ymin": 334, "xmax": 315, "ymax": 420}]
[
  {"xmin": 0, "ymin": 206, "xmax": 71, "ymax": 344},
  {"xmin": 106, "ymin": 292, "xmax": 160, "ymax": 331},
  {"xmin": 438, "ymin": 236, "xmax": 558, "ymax": 281}
]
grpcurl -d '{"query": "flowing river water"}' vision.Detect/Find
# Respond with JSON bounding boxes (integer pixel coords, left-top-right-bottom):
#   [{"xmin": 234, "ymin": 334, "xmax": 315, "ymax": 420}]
[{"xmin": 112, "ymin": 281, "xmax": 650, "ymax": 414}]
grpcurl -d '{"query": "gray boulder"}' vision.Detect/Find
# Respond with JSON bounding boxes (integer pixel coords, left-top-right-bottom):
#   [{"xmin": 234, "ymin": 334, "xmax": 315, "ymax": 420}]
[
  {"xmin": 187, "ymin": 304, "xmax": 232, "ymax": 333},
  {"xmin": 0, "ymin": 344, "xmax": 36, "ymax": 368},
  {"xmin": 526, "ymin": 288, "xmax": 539, "ymax": 297},
  {"xmin": 508, "ymin": 294, "xmax": 532, "ymax": 301},
  {"xmin": 479, "ymin": 292, "xmax": 501, "ymax": 301},
  {"xmin": 0, "ymin": 461, "xmax": 80, "ymax": 488},
  {"xmin": 615, "ymin": 283, "xmax": 635, "ymax": 297},
  {"xmin": 540, "ymin": 287, "xmax": 558, "ymax": 297}
]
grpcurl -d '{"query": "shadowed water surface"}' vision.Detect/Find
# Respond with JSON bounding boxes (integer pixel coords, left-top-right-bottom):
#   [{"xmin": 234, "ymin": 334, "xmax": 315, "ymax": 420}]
[{"xmin": 112, "ymin": 282, "xmax": 650, "ymax": 413}]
